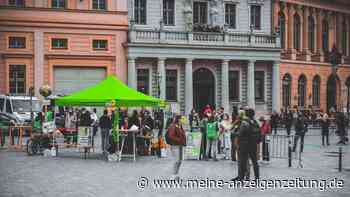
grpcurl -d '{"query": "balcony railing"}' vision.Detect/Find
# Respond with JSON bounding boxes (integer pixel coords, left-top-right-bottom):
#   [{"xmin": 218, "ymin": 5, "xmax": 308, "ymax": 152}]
[{"xmin": 129, "ymin": 29, "xmax": 280, "ymax": 48}]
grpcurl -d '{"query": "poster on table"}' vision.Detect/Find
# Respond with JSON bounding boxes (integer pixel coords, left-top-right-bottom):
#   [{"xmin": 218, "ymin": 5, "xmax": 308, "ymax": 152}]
[
  {"xmin": 185, "ymin": 132, "xmax": 202, "ymax": 160},
  {"xmin": 42, "ymin": 121, "xmax": 55, "ymax": 134},
  {"xmin": 78, "ymin": 127, "xmax": 91, "ymax": 147}
]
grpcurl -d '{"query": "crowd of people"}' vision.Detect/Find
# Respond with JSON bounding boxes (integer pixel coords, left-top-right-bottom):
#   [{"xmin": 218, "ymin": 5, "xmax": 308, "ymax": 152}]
[{"xmin": 30, "ymin": 104, "xmax": 349, "ymax": 181}]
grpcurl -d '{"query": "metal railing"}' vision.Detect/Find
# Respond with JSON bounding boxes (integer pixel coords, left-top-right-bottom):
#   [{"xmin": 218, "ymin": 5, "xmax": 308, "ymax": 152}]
[{"xmin": 130, "ymin": 29, "xmax": 280, "ymax": 48}]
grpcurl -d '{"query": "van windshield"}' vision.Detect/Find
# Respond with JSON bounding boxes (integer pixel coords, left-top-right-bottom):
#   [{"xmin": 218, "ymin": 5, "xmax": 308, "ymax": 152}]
[{"xmin": 12, "ymin": 100, "xmax": 41, "ymax": 112}]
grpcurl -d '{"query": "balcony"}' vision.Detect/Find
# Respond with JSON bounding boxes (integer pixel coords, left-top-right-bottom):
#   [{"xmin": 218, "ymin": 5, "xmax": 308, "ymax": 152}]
[{"xmin": 129, "ymin": 29, "xmax": 281, "ymax": 49}]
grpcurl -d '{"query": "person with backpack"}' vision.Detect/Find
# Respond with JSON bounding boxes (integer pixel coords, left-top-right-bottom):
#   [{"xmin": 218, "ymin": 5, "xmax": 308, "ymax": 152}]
[
  {"xmin": 165, "ymin": 115, "xmax": 186, "ymax": 176},
  {"xmin": 205, "ymin": 112, "xmax": 219, "ymax": 161},
  {"xmin": 231, "ymin": 108, "xmax": 260, "ymax": 181},
  {"xmin": 293, "ymin": 114, "xmax": 307, "ymax": 153}
]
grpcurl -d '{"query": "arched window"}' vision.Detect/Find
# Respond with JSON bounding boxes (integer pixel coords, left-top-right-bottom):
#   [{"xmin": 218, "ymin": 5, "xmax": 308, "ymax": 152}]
[
  {"xmin": 322, "ymin": 19, "xmax": 329, "ymax": 53},
  {"xmin": 279, "ymin": 12, "xmax": 286, "ymax": 49},
  {"xmin": 308, "ymin": 15, "xmax": 315, "ymax": 52},
  {"xmin": 282, "ymin": 74, "xmax": 292, "ymax": 108},
  {"xmin": 298, "ymin": 75, "xmax": 307, "ymax": 107},
  {"xmin": 342, "ymin": 19, "xmax": 348, "ymax": 56},
  {"xmin": 312, "ymin": 75, "xmax": 320, "ymax": 107},
  {"xmin": 293, "ymin": 13, "xmax": 301, "ymax": 51}
]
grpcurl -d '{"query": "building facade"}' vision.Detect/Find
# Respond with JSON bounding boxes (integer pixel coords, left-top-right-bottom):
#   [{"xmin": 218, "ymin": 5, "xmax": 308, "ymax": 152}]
[
  {"xmin": 127, "ymin": 0, "xmax": 281, "ymax": 116},
  {"xmin": 273, "ymin": 0, "xmax": 350, "ymax": 112},
  {"xmin": 0, "ymin": 0, "xmax": 128, "ymax": 97}
]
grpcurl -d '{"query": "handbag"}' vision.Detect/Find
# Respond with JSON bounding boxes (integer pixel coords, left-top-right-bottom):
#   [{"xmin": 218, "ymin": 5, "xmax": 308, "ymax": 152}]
[{"xmin": 165, "ymin": 124, "xmax": 186, "ymax": 146}]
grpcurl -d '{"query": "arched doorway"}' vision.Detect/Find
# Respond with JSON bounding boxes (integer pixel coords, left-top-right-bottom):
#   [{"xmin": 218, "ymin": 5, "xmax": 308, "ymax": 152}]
[
  {"xmin": 327, "ymin": 75, "xmax": 340, "ymax": 112},
  {"xmin": 193, "ymin": 68, "xmax": 215, "ymax": 113}
]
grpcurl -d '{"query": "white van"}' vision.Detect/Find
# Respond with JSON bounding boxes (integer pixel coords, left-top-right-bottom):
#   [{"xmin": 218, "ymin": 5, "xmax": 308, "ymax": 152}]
[{"xmin": 0, "ymin": 95, "xmax": 41, "ymax": 124}]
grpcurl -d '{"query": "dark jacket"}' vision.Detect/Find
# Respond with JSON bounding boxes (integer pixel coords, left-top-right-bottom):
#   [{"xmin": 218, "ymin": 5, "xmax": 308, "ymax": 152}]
[
  {"xmin": 294, "ymin": 117, "xmax": 307, "ymax": 135},
  {"xmin": 80, "ymin": 111, "xmax": 92, "ymax": 126},
  {"xmin": 237, "ymin": 118, "xmax": 259, "ymax": 145},
  {"xmin": 320, "ymin": 118, "xmax": 330, "ymax": 132},
  {"xmin": 99, "ymin": 115, "xmax": 112, "ymax": 130}
]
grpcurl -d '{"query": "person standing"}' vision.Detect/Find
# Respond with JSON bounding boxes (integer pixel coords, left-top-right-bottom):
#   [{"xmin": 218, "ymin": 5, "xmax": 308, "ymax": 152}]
[
  {"xmin": 205, "ymin": 113, "xmax": 219, "ymax": 161},
  {"xmin": 199, "ymin": 114, "xmax": 208, "ymax": 160},
  {"xmin": 219, "ymin": 114, "xmax": 233, "ymax": 160},
  {"xmin": 270, "ymin": 111, "xmax": 278, "ymax": 135},
  {"xmin": 320, "ymin": 113, "xmax": 330, "ymax": 146},
  {"xmin": 259, "ymin": 117, "xmax": 271, "ymax": 161},
  {"xmin": 284, "ymin": 110, "xmax": 294, "ymax": 136},
  {"xmin": 293, "ymin": 114, "xmax": 307, "ymax": 153},
  {"xmin": 99, "ymin": 109, "xmax": 112, "ymax": 156},
  {"xmin": 91, "ymin": 108, "xmax": 98, "ymax": 137},
  {"xmin": 231, "ymin": 108, "xmax": 260, "ymax": 181},
  {"xmin": 336, "ymin": 112, "xmax": 348, "ymax": 145},
  {"xmin": 166, "ymin": 115, "xmax": 186, "ymax": 176}
]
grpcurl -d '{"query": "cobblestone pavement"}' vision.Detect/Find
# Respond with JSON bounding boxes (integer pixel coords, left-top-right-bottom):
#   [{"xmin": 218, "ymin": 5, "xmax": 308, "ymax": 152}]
[{"xmin": 0, "ymin": 128, "xmax": 349, "ymax": 197}]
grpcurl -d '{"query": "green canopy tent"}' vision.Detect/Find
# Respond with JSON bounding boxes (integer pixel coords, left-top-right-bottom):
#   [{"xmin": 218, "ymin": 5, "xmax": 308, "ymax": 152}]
[
  {"xmin": 54, "ymin": 75, "xmax": 167, "ymax": 153},
  {"xmin": 55, "ymin": 75, "xmax": 166, "ymax": 107}
]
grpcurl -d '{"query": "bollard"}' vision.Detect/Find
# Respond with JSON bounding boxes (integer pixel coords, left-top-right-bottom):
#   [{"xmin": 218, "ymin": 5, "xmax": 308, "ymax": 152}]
[
  {"xmin": 338, "ymin": 147, "xmax": 342, "ymax": 172},
  {"xmin": 288, "ymin": 139, "xmax": 292, "ymax": 167}
]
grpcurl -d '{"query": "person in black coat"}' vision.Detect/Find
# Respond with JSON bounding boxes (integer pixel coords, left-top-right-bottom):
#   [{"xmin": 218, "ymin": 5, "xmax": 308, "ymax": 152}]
[
  {"xmin": 284, "ymin": 110, "xmax": 294, "ymax": 136},
  {"xmin": 270, "ymin": 111, "xmax": 279, "ymax": 135},
  {"xmin": 293, "ymin": 114, "xmax": 307, "ymax": 153},
  {"xmin": 320, "ymin": 113, "xmax": 330, "ymax": 146},
  {"xmin": 99, "ymin": 109, "xmax": 112, "ymax": 155},
  {"xmin": 231, "ymin": 108, "xmax": 260, "ymax": 181}
]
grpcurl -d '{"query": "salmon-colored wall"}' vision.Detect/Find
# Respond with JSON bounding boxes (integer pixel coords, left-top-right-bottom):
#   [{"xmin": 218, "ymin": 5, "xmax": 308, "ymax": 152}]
[
  {"xmin": 0, "ymin": 0, "xmax": 128, "ymax": 12},
  {"xmin": 0, "ymin": 32, "xmax": 34, "ymax": 54},
  {"xmin": 44, "ymin": 33, "xmax": 116, "ymax": 55},
  {"xmin": 3, "ymin": 58, "xmax": 34, "ymax": 94},
  {"xmin": 0, "ymin": 4, "xmax": 128, "ymax": 96},
  {"xmin": 280, "ymin": 63, "xmax": 350, "ymax": 111}
]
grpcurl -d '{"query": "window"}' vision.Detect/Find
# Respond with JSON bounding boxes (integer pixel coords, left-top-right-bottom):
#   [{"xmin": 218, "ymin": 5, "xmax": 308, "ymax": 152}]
[
  {"xmin": 282, "ymin": 74, "xmax": 292, "ymax": 108},
  {"xmin": 293, "ymin": 13, "xmax": 301, "ymax": 51},
  {"xmin": 92, "ymin": 40, "xmax": 108, "ymax": 50},
  {"xmin": 308, "ymin": 16, "xmax": 315, "ymax": 52},
  {"xmin": 298, "ymin": 75, "xmax": 307, "ymax": 107},
  {"xmin": 9, "ymin": 65, "xmax": 26, "ymax": 95},
  {"xmin": 342, "ymin": 20, "xmax": 347, "ymax": 56},
  {"xmin": 229, "ymin": 71, "xmax": 239, "ymax": 101},
  {"xmin": 250, "ymin": 5, "xmax": 261, "ymax": 30},
  {"xmin": 8, "ymin": 0, "xmax": 25, "ymax": 7},
  {"xmin": 312, "ymin": 75, "xmax": 320, "ymax": 107},
  {"xmin": 137, "ymin": 69, "xmax": 149, "ymax": 95},
  {"xmin": 51, "ymin": 0, "xmax": 65, "ymax": 9},
  {"xmin": 134, "ymin": 0, "xmax": 147, "ymax": 25},
  {"xmin": 92, "ymin": 0, "xmax": 106, "ymax": 10},
  {"xmin": 166, "ymin": 70, "xmax": 177, "ymax": 101},
  {"xmin": 279, "ymin": 12, "xmax": 286, "ymax": 49},
  {"xmin": 255, "ymin": 71, "xmax": 264, "ymax": 101},
  {"xmin": 225, "ymin": 4, "xmax": 236, "ymax": 29},
  {"xmin": 8, "ymin": 37, "xmax": 26, "ymax": 48},
  {"xmin": 51, "ymin": 38, "xmax": 68, "ymax": 49},
  {"xmin": 322, "ymin": 19, "xmax": 329, "ymax": 53},
  {"xmin": 193, "ymin": 1, "xmax": 208, "ymax": 25},
  {"xmin": 163, "ymin": 0, "xmax": 175, "ymax": 26}
]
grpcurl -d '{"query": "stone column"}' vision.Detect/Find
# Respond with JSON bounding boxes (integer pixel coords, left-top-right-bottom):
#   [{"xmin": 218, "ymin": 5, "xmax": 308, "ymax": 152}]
[
  {"xmin": 157, "ymin": 57, "xmax": 166, "ymax": 100},
  {"xmin": 34, "ymin": 31, "xmax": 44, "ymax": 97},
  {"xmin": 272, "ymin": 61, "xmax": 281, "ymax": 112},
  {"xmin": 221, "ymin": 59, "xmax": 230, "ymax": 113},
  {"xmin": 247, "ymin": 60, "xmax": 255, "ymax": 109},
  {"xmin": 185, "ymin": 58, "xmax": 193, "ymax": 115},
  {"xmin": 127, "ymin": 57, "xmax": 136, "ymax": 89},
  {"xmin": 301, "ymin": 6, "xmax": 311, "ymax": 61},
  {"xmin": 315, "ymin": 9, "xmax": 324, "ymax": 62}
]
